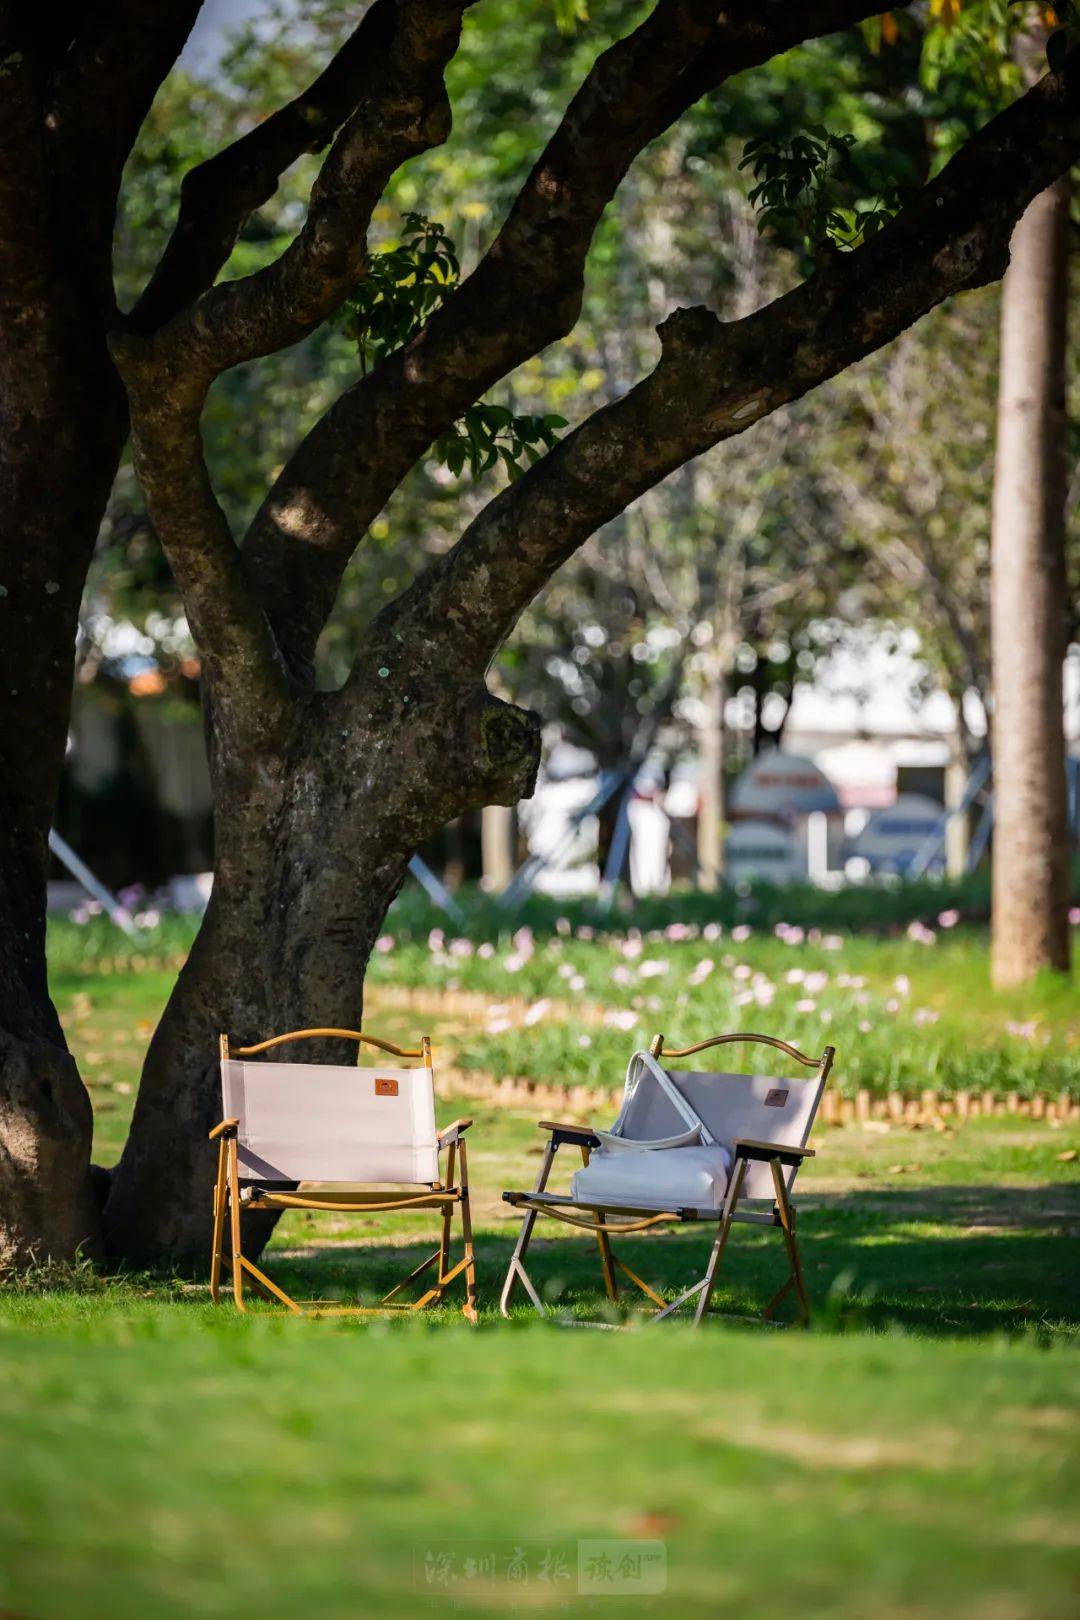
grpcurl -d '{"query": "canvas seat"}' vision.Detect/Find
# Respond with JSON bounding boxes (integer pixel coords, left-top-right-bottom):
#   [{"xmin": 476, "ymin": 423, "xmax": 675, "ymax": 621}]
[
  {"xmin": 209, "ymin": 1026, "xmax": 477, "ymax": 1319},
  {"xmin": 570, "ymin": 1141, "xmax": 732, "ymax": 1210},
  {"xmin": 500, "ymin": 1031, "xmax": 835, "ymax": 1327}
]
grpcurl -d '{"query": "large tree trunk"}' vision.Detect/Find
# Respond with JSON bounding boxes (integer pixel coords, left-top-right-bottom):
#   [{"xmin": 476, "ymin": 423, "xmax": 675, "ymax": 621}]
[
  {"xmin": 0, "ymin": 295, "xmax": 126, "ymax": 1263},
  {"xmin": 989, "ymin": 178, "xmax": 1072, "ymax": 988},
  {"xmin": 104, "ymin": 678, "xmax": 540, "ymax": 1270}
]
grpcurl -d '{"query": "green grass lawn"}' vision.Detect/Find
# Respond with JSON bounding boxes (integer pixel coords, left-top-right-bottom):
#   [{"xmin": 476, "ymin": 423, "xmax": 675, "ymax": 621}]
[{"xmin": 4, "ymin": 918, "xmax": 1077, "ymax": 1618}]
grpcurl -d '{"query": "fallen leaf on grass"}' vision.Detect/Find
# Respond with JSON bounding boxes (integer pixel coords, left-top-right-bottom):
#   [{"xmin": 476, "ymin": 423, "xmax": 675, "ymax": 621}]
[
  {"xmin": 1055, "ymin": 1149, "xmax": 1077, "ymax": 1163},
  {"xmin": 624, "ymin": 1511, "xmax": 681, "ymax": 1537}
]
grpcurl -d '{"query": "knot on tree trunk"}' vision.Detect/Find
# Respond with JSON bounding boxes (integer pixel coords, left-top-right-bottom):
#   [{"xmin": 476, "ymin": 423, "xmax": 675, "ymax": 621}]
[
  {"xmin": 657, "ymin": 303, "xmax": 720, "ymax": 354},
  {"xmin": 458, "ymin": 689, "xmax": 541, "ymax": 808}
]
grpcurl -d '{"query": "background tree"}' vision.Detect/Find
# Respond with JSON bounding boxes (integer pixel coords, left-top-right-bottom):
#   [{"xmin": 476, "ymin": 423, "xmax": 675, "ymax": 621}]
[{"xmin": 990, "ymin": 176, "xmax": 1073, "ymax": 984}]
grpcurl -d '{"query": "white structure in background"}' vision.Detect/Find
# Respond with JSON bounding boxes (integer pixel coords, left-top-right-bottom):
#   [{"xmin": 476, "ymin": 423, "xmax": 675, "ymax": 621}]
[
  {"xmin": 782, "ymin": 629, "xmax": 986, "ymax": 819},
  {"xmin": 169, "ymin": 872, "xmax": 215, "ymax": 913},
  {"xmin": 500, "ymin": 629, "xmax": 1079, "ymax": 898},
  {"xmin": 725, "ymin": 819, "xmax": 803, "ymax": 885},
  {"xmin": 728, "ymin": 750, "xmax": 844, "ymax": 881},
  {"xmin": 627, "ymin": 783, "xmax": 671, "ymax": 895},
  {"xmin": 848, "ymin": 793, "xmax": 948, "ymax": 877},
  {"xmin": 517, "ymin": 752, "xmax": 605, "ymax": 897}
]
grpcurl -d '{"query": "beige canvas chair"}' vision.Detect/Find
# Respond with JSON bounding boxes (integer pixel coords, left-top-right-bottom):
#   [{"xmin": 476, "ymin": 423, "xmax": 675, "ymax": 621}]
[
  {"xmin": 209, "ymin": 1027, "xmax": 477, "ymax": 1319},
  {"xmin": 500, "ymin": 1031, "xmax": 834, "ymax": 1326}
]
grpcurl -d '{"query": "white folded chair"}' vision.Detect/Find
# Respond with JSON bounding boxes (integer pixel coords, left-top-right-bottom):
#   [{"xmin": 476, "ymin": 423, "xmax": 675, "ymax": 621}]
[
  {"xmin": 209, "ymin": 1026, "xmax": 477, "ymax": 1319},
  {"xmin": 500, "ymin": 1031, "xmax": 835, "ymax": 1326}
]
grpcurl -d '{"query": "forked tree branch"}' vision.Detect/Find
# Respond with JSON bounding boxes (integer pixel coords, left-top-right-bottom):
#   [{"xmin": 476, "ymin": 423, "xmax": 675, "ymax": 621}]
[
  {"xmin": 111, "ymin": 0, "xmax": 467, "ymax": 714},
  {"xmin": 369, "ymin": 59, "xmax": 1080, "ymax": 678},
  {"xmin": 239, "ymin": 0, "xmax": 915, "ymax": 671},
  {"xmin": 111, "ymin": 344, "xmax": 291, "ymax": 732},
  {"xmin": 132, "ymin": 0, "xmax": 475, "ymax": 332},
  {"xmin": 134, "ymin": 0, "xmax": 391, "ymax": 330},
  {"xmin": 134, "ymin": 0, "xmax": 466, "ymax": 384}
]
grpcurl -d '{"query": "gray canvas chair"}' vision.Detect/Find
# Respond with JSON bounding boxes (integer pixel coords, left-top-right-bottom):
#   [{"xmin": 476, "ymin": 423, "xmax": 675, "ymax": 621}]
[
  {"xmin": 500, "ymin": 1031, "xmax": 834, "ymax": 1326},
  {"xmin": 209, "ymin": 1027, "xmax": 476, "ymax": 1319}
]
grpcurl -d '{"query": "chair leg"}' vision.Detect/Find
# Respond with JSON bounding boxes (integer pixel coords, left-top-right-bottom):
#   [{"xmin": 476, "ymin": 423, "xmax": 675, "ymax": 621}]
[
  {"xmin": 227, "ymin": 1139, "xmax": 246, "ymax": 1313},
  {"xmin": 458, "ymin": 1140, "xmax": 478, "ymax": 1323},
  {"xmin": 693, "ymin": 1157, "xmax": 747, "ymax": 1326},
  {"xmin": 612, "ymin": 1254, "xmax": 665, "ymax": 1308},
  {"xmin": 500, "ymin": 1139, "xmax": 557, "ymax": 1317},
  {"xmin": 762, "ymin": 1274, "xmax": 796, "ymax": 1320},
  {"xmin": 770, "ymin": 1160, "xmax": 811, "ymax": 1327},
  {"xmin": 434, "ymin": 1142, "xmax": 457, "ymax": 1303},
  {"xmin": 209, "ymin": 1138, "xmax": 229, "ymax": 1303},
  {"xmin": 237, "ymin": 1253, "xmax": 304, "ymax": 1313},
  {"xmin": 581, "ymin": 1144, "xmax": 618, "ymax": 1304}
]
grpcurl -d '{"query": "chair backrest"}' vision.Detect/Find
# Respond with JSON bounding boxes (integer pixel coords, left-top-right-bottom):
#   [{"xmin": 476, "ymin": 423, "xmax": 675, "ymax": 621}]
[
  {"xmin": 219, "ymin": 1028, "xmax": 439, "ymax": 1185},
  {"xmin": 622, "ymin": 1034, "xmax": 833, "ymax": 1199}
]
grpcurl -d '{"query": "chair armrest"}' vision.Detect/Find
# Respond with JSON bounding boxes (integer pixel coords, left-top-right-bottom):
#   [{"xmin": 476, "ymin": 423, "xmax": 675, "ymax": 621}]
[
  {"xmin": 437, "ymin": 1117, "xmax": 474, "ymax": 1147},
  {"xmin": 209, "ymin": 1118, "xmax": 239, "ymax": 1141},
  {"xmin": 733, "ymin": 1137, "xmax": 814, "ymax": 1168},
  {"xmin": 538, "ymin": 1120, "xmax": 601, "ymax": 1149}
]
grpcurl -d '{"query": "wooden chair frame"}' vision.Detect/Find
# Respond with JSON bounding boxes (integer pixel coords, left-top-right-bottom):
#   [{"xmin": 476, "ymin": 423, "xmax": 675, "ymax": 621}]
[
  {"xmin": 209, "ymin": 1028, "xmax": 477, "ymax": 1321},
  {"xmin": 499, "ymin": 1032, "xmax": 834, "ymax": 1328}
]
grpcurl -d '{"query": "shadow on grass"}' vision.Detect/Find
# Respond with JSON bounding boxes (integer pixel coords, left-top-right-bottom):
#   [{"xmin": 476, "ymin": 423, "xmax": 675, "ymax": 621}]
[{"xmin": 255, "ymin": 1181, "xmax": 1079, "ymax": 1338}]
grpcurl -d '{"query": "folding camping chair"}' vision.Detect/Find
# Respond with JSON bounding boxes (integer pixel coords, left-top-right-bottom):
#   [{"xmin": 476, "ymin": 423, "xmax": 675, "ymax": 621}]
[
  {"xmin": 500, "ymin": 1031, "xmax": 834, "ymax": 1327},
  {"xmin": 209, "ymin": 1027, "xmax": 477, "ymax": 1320}
]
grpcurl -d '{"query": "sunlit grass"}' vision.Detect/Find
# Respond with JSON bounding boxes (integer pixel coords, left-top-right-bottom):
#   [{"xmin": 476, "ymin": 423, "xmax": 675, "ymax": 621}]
[{"xmin": 8, "ymin": 905, "xmax": 1079, "ymax": 1619}]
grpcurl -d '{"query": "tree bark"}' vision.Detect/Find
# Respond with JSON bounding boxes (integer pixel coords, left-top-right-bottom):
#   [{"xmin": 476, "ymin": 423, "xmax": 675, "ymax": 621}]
[
  {"xmin": 990, "ymin": 178, "xmax": 1072, "ymax": 987},
  {"xmin": 104, "ymin": 676, "xmax": 540, "ymax": 1269},
  {"xmin": 0, "ymin": 302, "xmax": 126, "ymax": 1264}
]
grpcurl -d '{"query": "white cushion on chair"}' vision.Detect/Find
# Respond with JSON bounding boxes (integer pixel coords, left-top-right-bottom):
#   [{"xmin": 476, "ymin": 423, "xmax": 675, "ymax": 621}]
[{"xmin": 570, "ymin": 1143, "xmax": 732, "ymax": 1212}]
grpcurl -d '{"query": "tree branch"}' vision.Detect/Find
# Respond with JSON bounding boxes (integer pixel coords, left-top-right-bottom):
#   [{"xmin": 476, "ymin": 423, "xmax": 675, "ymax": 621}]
[
  {"xmin": 371, "ymin": 58, "xmax": 1080, "ymax": 676},
  {"xmin": 239, "ymin": 0, "xmax": 914, "ymax": 671},
  {"xmin": 109, "ymin": 336, "xmax": 291, "ymax": 732},
  {"xmin": 132, "ymin": 0, "xmax": 446, "ymax": 331},
  {"xmin": 130, "ymin": 0, "xmax": 465, "ymax": 381},
  {"xmin": 107, "ymin": 0, "xmax": 466, "ymax": 712}
]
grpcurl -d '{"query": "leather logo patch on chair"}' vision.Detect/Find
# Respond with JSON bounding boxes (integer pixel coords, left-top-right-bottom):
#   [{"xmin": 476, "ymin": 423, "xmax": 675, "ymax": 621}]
[
  {"xmin": 764, "ymin": 1088, "xmax": 789, "ymax": 1107},
  {"xmin": 375, "ymin": 1078, "xmax": 399, "ymax": 1097}
]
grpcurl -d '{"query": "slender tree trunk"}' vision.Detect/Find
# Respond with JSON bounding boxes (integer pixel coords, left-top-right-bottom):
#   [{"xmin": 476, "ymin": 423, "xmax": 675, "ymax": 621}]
[
  {"xmin": 990, "ymin": 178, "xmax": 1072, "ymax": 987},
  {"xmin": 0, "ymin": 301, "xmax": 125, "ymax": 1263},
  {"xmin": 104, "ymin": 678, "xmax": 540, "ymax": 1270},
  {"xmin": 481, "ymin": 804, "xmax": 515, "ymax": 892},
  {"xmin": 696, "ymin": 662, "xmax": 727, "ymax": 889},
  {"xmin": 944, "ymin": 728, "xmax": 971, "ymax": 879}
]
